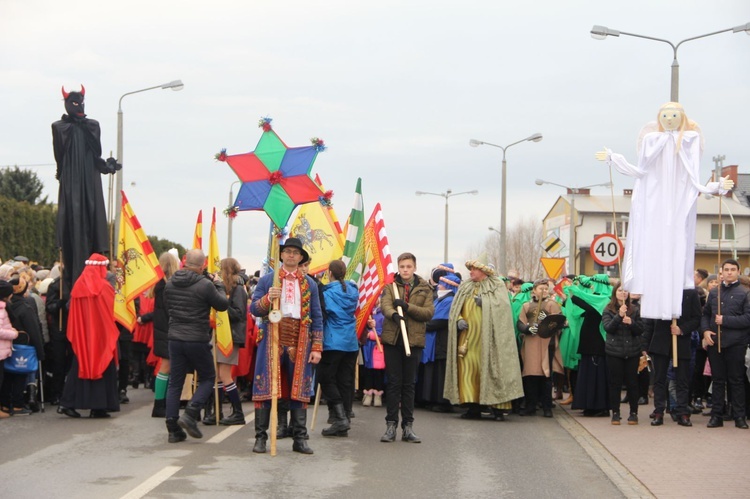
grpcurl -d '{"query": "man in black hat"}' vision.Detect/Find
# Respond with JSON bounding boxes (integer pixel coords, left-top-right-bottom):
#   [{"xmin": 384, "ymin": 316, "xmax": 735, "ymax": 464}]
[{"xmin": 249, "ymin": 238, "xmax": 324, "ymax": 454}]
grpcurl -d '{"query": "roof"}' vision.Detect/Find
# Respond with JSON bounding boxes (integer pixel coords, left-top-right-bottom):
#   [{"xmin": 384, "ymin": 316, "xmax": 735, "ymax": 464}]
[{"xmin": 561, "ymin": 194, "xmax": 750, "ymax": 217}]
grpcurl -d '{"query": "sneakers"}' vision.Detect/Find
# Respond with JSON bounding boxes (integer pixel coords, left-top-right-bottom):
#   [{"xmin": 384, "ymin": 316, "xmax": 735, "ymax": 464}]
[
  {"xmin": 627, "ymin": 413, "xmax": 638, "ymax": 425},
  {"xmin": 611, "ymin": 412, "xmax": 621, "ymax": 425}
]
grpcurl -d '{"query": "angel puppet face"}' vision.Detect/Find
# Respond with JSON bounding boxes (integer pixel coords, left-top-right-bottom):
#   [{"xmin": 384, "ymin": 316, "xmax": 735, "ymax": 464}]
[{"xmin": 657, "ymin": 103, "xmax": 685, "ymax": 131}]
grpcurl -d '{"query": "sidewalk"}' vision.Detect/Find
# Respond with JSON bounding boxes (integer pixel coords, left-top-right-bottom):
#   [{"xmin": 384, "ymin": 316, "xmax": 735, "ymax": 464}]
[{"xmin": 558, "ymin": 400, "xmax": 750, "ymax": 498}]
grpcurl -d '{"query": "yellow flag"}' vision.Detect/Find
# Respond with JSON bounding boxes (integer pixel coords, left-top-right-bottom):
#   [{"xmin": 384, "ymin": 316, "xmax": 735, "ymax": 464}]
[
  {"xmin": 114, "ymin": 191, "xmax": 165, "ymax": 331},
  {"xmin": 208, "ymin": 208, "xmax": 233, "ymax": 357},
  {"xmin": 192, "ymin": 210, "xmax": 203, "ymax": 250},
  {"xmin": 290, "ymin": 200, "xmax": 344, "ymax": 276}
]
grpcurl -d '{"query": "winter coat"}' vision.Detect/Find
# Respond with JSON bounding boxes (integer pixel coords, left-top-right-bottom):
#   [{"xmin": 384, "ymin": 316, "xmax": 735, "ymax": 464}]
[
  {"xmin": 226, "ymin": 279, "xmax": 248, "ymax": 347},
  {"xmin": 380, "ymin": 274, "xmax": 434, "ymax": 348},
  {"xmin": 321, "ymin": 279, "xmax": 359, "ymax": 352},
  {"xmin": 0, "ymin": 301, "xmax": 19, "ymax": 360},
  {"xmin": 164, "ymin": 269, "xmax": 229, "ymax": 343},
  {"xmin": 9, "ymin": 293, "xmax": 45, "ymax": 361},
  {"xmin": 602, "ymin": 304, "xmax": 644, "ymax": 359},
  {"xmin": 643, "ymin": 289, "xmax": 702, "ymax": 360},
  {"xmin": 701, "ymin": 281, "xmax": 750, "ymax": 349}
]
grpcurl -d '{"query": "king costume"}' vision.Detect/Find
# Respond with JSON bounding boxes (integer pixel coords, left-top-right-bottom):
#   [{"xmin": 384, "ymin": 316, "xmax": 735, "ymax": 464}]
[{"xmin": 445, "ymin": 261, "xmax": 523, "ymax": 418}]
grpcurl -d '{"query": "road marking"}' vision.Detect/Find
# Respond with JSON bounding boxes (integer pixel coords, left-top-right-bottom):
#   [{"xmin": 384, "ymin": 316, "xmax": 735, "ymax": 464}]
[
  {"xmin": 207, "ymin": 411, "xmax": 254, "ymax": 444},
  {"xmin": 120, "ymin": 466, "xmax": 182, "ymax": 499},
  {"xmin": 556, "ymin": 409, "xmax": 655, "ymax": 498}
]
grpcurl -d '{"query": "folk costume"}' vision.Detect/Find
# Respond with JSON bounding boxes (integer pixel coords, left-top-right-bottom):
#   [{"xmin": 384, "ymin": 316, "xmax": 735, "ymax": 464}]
[
  {"xmin": 445, "ymin": 261, "xmax": 523, "ymax": 419},
  {"xmin": 250, "ymin": 238, "xmax": 323, "ymax": 454},
  {"xmin": 58, "ymin": 254, "xmax": 120, "ymax": 418},
  {"xmin": 417, "ymin": 265, "xmax": 460, "ymax": 411},
  {"xmin": 602, "ymin": 103, "xmax": 726, "ymax": 320},
  {"xmin": 566, "ymin": 275, "xmax": 612, "ymax": 416},
  {"xmin": 52, "ymin": 87, "xmax": 120, "ymax": 293},
  {"xmin": 517, "ymin": 289, "xmax": 564, "ymax": 417}
]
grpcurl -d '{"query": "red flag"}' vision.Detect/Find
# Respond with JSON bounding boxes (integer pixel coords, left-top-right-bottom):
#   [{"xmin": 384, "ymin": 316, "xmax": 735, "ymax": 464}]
[{"xmin": 353, "ymin": 203, "xmax": 395, "ymax": 337}]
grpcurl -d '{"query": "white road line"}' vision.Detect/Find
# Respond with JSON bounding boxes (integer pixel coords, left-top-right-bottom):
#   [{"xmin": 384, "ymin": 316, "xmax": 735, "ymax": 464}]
[
  {"xmin": 207, "ymin": 411, "xmax": 255, "ymax": 444},
  {"xmin": 120, "ymin": 465, "xmax": 182, "ymax": 499}
]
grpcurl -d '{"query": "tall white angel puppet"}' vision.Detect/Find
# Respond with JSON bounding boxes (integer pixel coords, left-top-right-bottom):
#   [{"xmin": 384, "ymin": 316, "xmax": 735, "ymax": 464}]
[{"xmin": 595, "ymin": 102, "xmax": 733, "ymax": 320}]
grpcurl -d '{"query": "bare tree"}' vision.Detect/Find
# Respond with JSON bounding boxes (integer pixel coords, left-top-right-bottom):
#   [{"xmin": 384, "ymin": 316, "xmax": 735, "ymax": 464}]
[{"xmin": 478, "ymin": 217, "xmax": 544, "ymax": 281}]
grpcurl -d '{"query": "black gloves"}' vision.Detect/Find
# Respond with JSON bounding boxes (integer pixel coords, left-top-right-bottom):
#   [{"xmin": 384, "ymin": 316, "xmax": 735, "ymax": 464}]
[
  {"xmin": 391, "ymin": 312, "xmax": 405, "ymax": 323},
  {"xmin": 393, "ymin": 299, "xmax": 408, "ymax": 312},
  {"xmin": 105, "ymin": 157, "xmax": 122, "ymax": 173}
]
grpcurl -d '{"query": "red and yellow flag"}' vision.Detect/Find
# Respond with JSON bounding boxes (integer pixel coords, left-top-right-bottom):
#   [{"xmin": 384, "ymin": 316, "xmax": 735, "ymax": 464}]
[
  {"xmin": 353, "ymin": 203, "xmax": 395, "ymax": 338},
  {"xmin": 192, "ymin": 210, "xmax": 203, "ymax": 250},
  {"xmin": 208, "ymin": 208, "xmax": 233, "ymax": 357},
  {"xmin": 114, "ymin": 191, "xmax": 165, "ymax": 331}
]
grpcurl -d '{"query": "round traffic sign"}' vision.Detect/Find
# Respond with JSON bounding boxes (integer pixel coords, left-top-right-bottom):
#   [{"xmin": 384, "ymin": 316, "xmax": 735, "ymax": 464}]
[{"xmin": 590, "ymin": 233, "xmax": 624, "ymax": 267}]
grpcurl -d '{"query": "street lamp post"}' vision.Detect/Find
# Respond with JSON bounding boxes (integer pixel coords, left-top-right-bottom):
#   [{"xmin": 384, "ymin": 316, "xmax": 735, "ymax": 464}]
[
  {"xmin": 113, "ymin": 80, "xmax": 184, "ymax": 255},
  {"xmin": 591, "ymin": 23, "xmax": 750, "ymax": 102},
  {"xmin": 415, "ymin": 189, "xmax": 478, "ymax": 262},
  {"xmin": 535, "ymin": 179, "xmax": 611, "ymax": 275},
  {"xmin": 469, "ymin": 133, "xmax": 543, "ymax": 275},
  {"xmin": 227, "ymin": 180, "xmax": 242, "ymax": 257}
]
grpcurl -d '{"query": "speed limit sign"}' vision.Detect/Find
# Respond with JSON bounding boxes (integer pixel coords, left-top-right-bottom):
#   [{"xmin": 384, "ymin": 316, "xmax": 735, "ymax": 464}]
[{"xmin": 590, "ymin": 233, "xmax": 624, "ymax": 266}]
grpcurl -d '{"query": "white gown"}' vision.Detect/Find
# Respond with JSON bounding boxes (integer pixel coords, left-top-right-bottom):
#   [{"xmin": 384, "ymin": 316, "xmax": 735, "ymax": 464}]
[{"xmin": 608, "ymin": 130, "xmax": 720, "ymax": 320}]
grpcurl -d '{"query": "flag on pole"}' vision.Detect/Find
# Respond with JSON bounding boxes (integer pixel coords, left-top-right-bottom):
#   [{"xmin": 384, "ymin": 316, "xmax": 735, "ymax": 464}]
[
  {"xmin": 342, "ymin": 178, "xmax": 366, "ymax": 281},
  {"xmin": 353, "ymin": 203, "xmax": 395, "ymax": 338},
  {"xmin": 114, "ymin": 191, "xmax": 165, "ymax": 331},
  {"xmin": 290, "ymin": 188, "xmax": 344, "ymax": 276},
  {"xmin": 192, "ymin": 210, "xmax": 203, "ymax": 250},
  {"xmin": 208, "ymin": 208, "xmax": 233, "ymax": 357}
]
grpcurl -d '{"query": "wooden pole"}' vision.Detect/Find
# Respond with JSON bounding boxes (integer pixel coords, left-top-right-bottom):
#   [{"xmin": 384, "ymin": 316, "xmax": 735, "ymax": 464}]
[
  {"xmin": 213, "ymin": 329, "xmax": 220, "ymax": 426},
  {"xmin": 269, "ymin": 235, "xmax": 281, "ymax": 457},
  {"xmin": 671, "ymin": 319, "xmax": 678, "ymax": 367},
  {"xmin": 310, "ymin": 384, "xmax": 321, "ymax": 431},
  {"xmin": 391, "ymin": 283, "xmax": 411, "ymax": 357}
]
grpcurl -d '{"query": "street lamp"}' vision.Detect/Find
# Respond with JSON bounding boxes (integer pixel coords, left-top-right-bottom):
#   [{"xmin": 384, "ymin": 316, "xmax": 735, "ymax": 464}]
[
  {"xmin": 535, "ymin": 179, "xmax": 611, "ymax": 275},
  {"xmin": 113, "ymin": 79, "xmax": 184, "ymax": 255},
  {"xmin": 591, "ymin": 23, "xmax": 750, "ymax": 102},
  {"xmin": 227, "ymin": 180, "xmax": 242, "ymax": 257},
  {"xmin": 469, "ymin": 133, "xmax": 543, "ymax": 275},
  {"xmin": 415, "ymin": 188, "xmax": 478, "ymax": 262}
]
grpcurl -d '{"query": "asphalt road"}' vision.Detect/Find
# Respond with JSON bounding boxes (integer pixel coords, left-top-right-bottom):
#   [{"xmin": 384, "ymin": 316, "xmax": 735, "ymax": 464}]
[{"xmin": 0, "ymin": 388, "xmax": 623, "ymax": 498}]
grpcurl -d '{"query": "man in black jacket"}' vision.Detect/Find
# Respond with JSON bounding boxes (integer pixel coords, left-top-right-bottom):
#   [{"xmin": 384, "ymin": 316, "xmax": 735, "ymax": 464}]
[
  {"xmin": 643, "ymin": 289, "xmax": 701, "ymax": 427},
  {"xmin": 701, "ymin": 259, "xmax": 750, "ymax": 429},
  {"xmin": 163, "ymin": 249, "xmax": 229, "ymax": 442}
]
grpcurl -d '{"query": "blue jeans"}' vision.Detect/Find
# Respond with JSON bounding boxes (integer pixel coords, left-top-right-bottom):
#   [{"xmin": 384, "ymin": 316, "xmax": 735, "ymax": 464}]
[{"xmin": 166, "ymin": 340, "xmax": 215, "ymax": 419}]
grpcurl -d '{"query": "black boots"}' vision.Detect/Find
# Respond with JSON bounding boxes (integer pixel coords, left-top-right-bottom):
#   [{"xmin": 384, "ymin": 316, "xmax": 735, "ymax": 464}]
[
  {"xmin": 178, "ymin": 404, "xmax": 203, "ymax": 439},
  {"xmin": 166, "ymin": 418, "xmax": 187, "ymax": 443},
  {"xmin": 202, "ymin": 397, "xmax": 223, "ymax": 425},
  {"xmin": 290, "ymin": 408, "xmax": 313, "ymax": 454},
  {"xmin": 380, "ymin": 421, "xmax": 397, "ymax": 442},
  {"xmin": 151, "ymin": 399, "xmax": 166, "ymax": 418},
  {"xmin": 26, "ymin": 384, "xmax": 39, "ymax": 413},
  {"xmin": 321, "ymin": 403, "xmax": 350, "ymax": 437},
  {"xmin": 276, "ymin": 408, "xmax": 291, "ymax": 438},
  {"xmin": 253, "ymin": 407, "xmax": 271, "ymax": 453},
  {"xmin": 401, "ymin": 423, "xmax": 421, "ymax": 443},
  {"xmin": 220, "ymin": 401, "xmax": 246, "ymax": 426}
]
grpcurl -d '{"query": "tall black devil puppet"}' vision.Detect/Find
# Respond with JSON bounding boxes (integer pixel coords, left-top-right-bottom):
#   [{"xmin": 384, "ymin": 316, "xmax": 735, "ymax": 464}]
[{"xmin": 52, "ymin": 85, "xmax": 121, "ymax": 293}]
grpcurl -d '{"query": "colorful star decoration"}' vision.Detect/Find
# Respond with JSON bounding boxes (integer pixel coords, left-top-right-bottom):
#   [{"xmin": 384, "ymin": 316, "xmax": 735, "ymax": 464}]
[{"xmin": 216, "ymin": 118, "xmax": 326, "ymax": 228}]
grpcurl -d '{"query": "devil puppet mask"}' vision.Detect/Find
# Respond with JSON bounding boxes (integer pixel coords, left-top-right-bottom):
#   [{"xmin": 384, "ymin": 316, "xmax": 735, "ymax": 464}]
[{"xmin": 62, "ymin": 85, "xmax": 86, "ymax": 118}]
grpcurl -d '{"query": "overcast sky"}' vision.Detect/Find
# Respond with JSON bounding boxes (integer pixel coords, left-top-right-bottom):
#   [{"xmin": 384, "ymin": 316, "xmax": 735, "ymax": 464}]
[{"xmin": 1, "ymin": 0, "xmax": 748, "ymax": 276}]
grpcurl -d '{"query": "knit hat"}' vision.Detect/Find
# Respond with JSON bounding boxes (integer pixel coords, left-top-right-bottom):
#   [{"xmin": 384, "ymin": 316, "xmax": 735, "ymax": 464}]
[{"xmin": 431, "ymin": 263, "xmax": 456, "ymax": 284}]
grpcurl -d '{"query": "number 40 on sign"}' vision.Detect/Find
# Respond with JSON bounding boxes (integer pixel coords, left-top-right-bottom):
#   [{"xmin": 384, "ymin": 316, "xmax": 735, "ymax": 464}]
[{"xmin": 590, "ymin": 233, "xmax": 624, "ymax": 267}]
